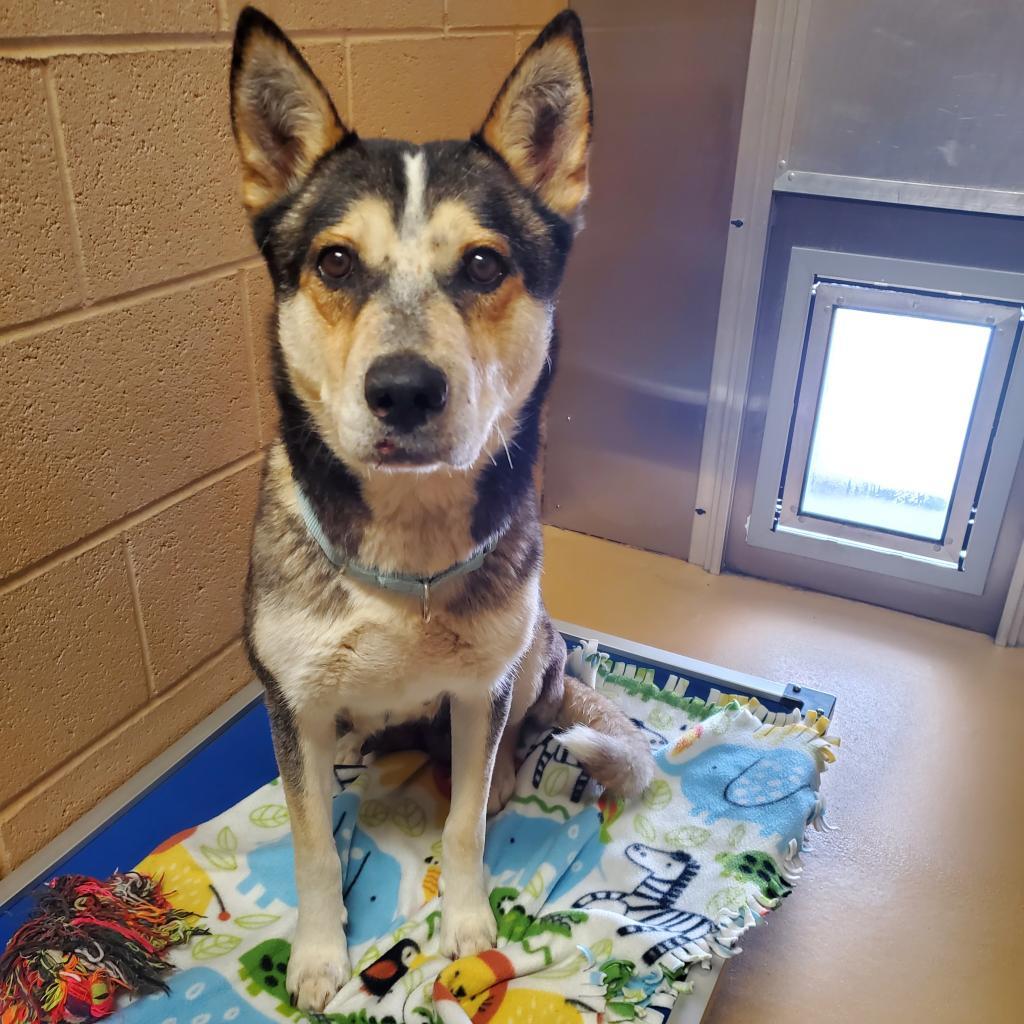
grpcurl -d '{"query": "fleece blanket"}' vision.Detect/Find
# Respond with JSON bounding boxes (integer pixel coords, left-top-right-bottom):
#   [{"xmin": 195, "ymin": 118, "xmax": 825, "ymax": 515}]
[{"xmin": 119, "ymin": 642, "xmax": 838, "ymax": 1024}]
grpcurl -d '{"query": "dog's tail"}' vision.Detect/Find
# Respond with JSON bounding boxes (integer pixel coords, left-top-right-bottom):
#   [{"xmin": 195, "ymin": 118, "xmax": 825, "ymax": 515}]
[{"xmin": 556, "ymin": 674, "xmax": 655, "ymax": 797}]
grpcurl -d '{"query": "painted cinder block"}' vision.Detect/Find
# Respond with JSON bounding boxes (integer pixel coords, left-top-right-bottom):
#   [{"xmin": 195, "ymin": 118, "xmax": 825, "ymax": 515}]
[
  {"xmin": 447, "ymin": 0, "xmax": 563, "ymax": 29},
  {"xmin": 0, "ymin": 540, "xmax": 149, "ymax": 807},
  {"xmin": 0, "ymin": 0, "xmax": 219, "ymax": 38},
  {"xmin": 350, "ymin": 34, "xmax": 514, "ymax": 141},
  {"xmin": 125, "ymin": 463, "xmax": 261, "ymax": 692},
  {"xmin": 0, "ymin": 641, "xmax": 252, "ymax": 868},
  {"xmin": 222, "ymin": 0, "xmax": 443, "ymax": 32},
  {"xmin": 0, "ymin": 277, "xmax": 258, "ymax": 580},
  {"xmin": 50, "ymin": 48, "xmax": 252, "ymax": 300},
  {"xmin": 0, "ymin": 61, "xmax": 84, "ymax": 324}
]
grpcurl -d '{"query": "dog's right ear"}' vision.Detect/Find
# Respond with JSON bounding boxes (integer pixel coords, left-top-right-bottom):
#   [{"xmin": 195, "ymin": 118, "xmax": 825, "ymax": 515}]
[{"xmin": 230, "ymin": 6, "xmax": 348, "ymax": 215}]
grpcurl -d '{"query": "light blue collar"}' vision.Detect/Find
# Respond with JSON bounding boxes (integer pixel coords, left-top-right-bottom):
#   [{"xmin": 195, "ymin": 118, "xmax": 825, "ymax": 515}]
[{"xmin": 293, "ymin": 483, "xmax": 501, "ymax": 622}]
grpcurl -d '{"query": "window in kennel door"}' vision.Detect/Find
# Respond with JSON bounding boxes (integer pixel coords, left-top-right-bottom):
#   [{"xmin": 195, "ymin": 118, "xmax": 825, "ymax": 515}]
[
  {"xmin": 795, "ymin": 306, "xmax": 990, "ymax": 543},
  {"xmin": 777, "ymin": 284, "xmax": 1010, "ymax": 563},
  {"xmin": 747, "ymin": 249, "xmax": 1024, "ymax": 595}
]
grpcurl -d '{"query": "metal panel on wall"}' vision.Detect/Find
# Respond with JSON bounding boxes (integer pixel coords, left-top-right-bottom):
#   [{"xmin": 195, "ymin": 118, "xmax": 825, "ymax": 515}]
[
  {"xmin": 785, "ymin": 0, "xmax": 1024, "ymax": 196},
  {"xmin": 543, "ymin": 0, "xmax": 754, "ymax": 558}
]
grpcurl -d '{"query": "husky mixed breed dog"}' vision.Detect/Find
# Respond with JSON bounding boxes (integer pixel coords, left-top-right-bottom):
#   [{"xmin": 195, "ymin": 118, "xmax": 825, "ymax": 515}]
[{"xmin": 230, "ymin": 6, "xmax": 655, "ymax": 1010}]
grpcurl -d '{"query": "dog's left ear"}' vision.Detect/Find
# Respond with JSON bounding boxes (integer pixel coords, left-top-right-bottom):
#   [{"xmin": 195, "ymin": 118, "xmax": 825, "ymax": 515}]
[
  {"xmin": 477, "ymin": 10, "xmax": 592, "ymax": 221},
  {"xmin": 230, "ymin": 6, "xmax": 349, "ymax": 216}
]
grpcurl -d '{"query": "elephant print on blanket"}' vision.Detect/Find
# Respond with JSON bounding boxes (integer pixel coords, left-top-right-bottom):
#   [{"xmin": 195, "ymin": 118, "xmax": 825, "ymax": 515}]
[{"xmin": 662, "ymin": 743, "xmax": 818, "ymax": 854}]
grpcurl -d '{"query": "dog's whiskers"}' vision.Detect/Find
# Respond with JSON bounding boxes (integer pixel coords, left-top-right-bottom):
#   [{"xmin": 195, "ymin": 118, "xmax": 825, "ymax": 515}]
[{"xmin": 496, "ymin": 423, "xmax": 514, "ymax": 469}]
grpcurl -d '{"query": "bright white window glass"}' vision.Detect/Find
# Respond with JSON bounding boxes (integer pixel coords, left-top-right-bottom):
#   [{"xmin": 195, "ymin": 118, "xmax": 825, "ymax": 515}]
[{"xmin": 799, "ymin": 307, "xmax": 991, "ymax": 541}]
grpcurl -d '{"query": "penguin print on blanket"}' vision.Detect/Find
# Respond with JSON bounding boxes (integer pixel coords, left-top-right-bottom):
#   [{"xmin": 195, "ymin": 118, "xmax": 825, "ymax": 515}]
[{"xmin": 574, "ymin": 843, "xmax": 713, "ymax": 965}]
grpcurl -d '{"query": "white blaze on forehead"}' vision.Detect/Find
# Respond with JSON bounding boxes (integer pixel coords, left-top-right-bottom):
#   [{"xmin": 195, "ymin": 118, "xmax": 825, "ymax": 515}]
[
  {"xmin": 401, "ymin": 149, "xmax": 427, "ymax": 237},
  {"xmin": 390, "ymin": 149, "xmax": 431, "ymax": 306}
]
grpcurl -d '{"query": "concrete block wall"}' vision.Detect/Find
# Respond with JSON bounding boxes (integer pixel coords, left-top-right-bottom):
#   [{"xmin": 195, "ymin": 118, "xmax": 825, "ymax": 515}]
[{"xmin": 0, "ymin": 0, "xmax": 562, "ymax": 877}]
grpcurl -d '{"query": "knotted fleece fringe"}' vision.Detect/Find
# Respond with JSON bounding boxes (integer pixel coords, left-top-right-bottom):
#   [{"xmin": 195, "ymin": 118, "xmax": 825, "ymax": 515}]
[{"xmin": 0, "ymin": 872, "xmax": 205, "ymax": 1024}]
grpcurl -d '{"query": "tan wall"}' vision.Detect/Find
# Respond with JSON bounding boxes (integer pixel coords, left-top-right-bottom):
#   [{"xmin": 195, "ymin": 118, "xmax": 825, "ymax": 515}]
[{"xmin": 0, "ymin": 0, "xmax": 562, "ymax": 877}]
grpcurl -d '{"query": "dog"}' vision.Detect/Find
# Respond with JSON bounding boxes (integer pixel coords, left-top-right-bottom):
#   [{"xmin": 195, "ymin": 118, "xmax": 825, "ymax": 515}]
[{"xmin": 229, "ymin": 6, "xmax": 655, "ymax": 1011}]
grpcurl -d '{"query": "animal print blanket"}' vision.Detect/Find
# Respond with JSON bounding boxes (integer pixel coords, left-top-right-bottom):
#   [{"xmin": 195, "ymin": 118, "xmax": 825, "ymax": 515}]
[{"xmin": 120, "ymin": 643, "xmax": 838, "ymax": 1024}]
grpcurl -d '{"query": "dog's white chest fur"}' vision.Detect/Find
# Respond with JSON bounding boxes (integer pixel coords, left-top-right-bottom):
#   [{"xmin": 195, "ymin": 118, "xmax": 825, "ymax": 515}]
[{"xmin": 251, "ymin": 580, "xmax": 536, "ymax": 728}]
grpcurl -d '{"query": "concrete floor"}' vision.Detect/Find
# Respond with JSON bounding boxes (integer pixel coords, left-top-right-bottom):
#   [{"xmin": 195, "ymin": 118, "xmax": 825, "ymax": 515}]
[{"xmin": 541, "ymin": 526, "xmax": 1024, "ymax": 1024}]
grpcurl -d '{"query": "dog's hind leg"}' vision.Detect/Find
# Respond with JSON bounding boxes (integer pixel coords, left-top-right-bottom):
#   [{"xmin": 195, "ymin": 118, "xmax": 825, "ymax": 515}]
[
  {"xmin": 440, "ymin": 682, "xmax": 512, "ymax": 957},
  {"xmin": 269, "ymin": 696, "xmax": 350, "ymax": 1011},
  {"xmin": 489, "ymin": 716, "xmax": 521, "ymax": 816},
  {"xmin": 488, "ymin": 639, "xmax": 544, "ymax": 815}
]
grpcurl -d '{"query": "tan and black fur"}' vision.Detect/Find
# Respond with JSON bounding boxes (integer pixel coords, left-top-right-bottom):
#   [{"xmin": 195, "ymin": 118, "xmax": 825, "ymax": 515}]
[{"xmin": 230, "ymin": 7, "xmax": 655, "ymax": 1011}]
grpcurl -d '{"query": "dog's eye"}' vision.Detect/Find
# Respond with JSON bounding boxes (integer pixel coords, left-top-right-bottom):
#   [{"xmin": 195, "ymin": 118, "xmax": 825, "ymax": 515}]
[
  {"xmin": 463, "ymin": 247, "xmax": 506, "ymax": 289},
  {"xmin": 317, "ymin": 245, "xmax": 355, "ymax": 282}
]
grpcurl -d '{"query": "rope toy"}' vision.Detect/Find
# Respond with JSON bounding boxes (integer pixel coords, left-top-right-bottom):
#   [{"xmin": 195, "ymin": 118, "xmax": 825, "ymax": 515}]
[{"xmin": 0, "ymin": 872, "xmax": 206, "ymax": 1024}]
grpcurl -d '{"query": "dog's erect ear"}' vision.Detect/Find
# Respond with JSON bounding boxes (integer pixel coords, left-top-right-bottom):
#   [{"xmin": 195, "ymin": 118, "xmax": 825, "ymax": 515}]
[
  {"xmin": 477, "ymin": 10, "xmax": 592, "ymax": 221},
  {"xmin": 230, "ymin": 6, "xmax": 348, "ymax": 215}
]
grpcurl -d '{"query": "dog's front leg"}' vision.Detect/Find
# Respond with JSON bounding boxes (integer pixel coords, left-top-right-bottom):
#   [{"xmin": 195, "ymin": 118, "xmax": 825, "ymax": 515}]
[
  {"xmin": 271, "ymin": 702, "xmax": 350, "ymax": 1010},
  {"xmin": 439, "ymin": 683, "xmax": 511, "ymax": 958}
]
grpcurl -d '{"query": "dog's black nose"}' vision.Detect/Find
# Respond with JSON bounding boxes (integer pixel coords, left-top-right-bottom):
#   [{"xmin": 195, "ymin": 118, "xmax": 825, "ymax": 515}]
[{"xmin": 364, "ymin": 352, "xmax": 448, "ymax": 433}]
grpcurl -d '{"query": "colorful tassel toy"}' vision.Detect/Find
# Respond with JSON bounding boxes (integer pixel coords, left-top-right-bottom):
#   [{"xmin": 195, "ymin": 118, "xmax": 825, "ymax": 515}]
[{"xmin": 0, "ymin": 872, "xmax": 205, "ymax": 1024}]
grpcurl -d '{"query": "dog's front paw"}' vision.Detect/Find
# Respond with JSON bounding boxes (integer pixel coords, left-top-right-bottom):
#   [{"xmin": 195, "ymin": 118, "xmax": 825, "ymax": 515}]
[
  {"xmin": 487, "ymin": 760, "xmax": 516, "ymax": 816},
  {"xmin": 287, "ymin": 933, "xmax": 350, "ymax": 1012},
  {"xmin": 440, "ymin": 898, "xmax": 498, "ymax": 960}
]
